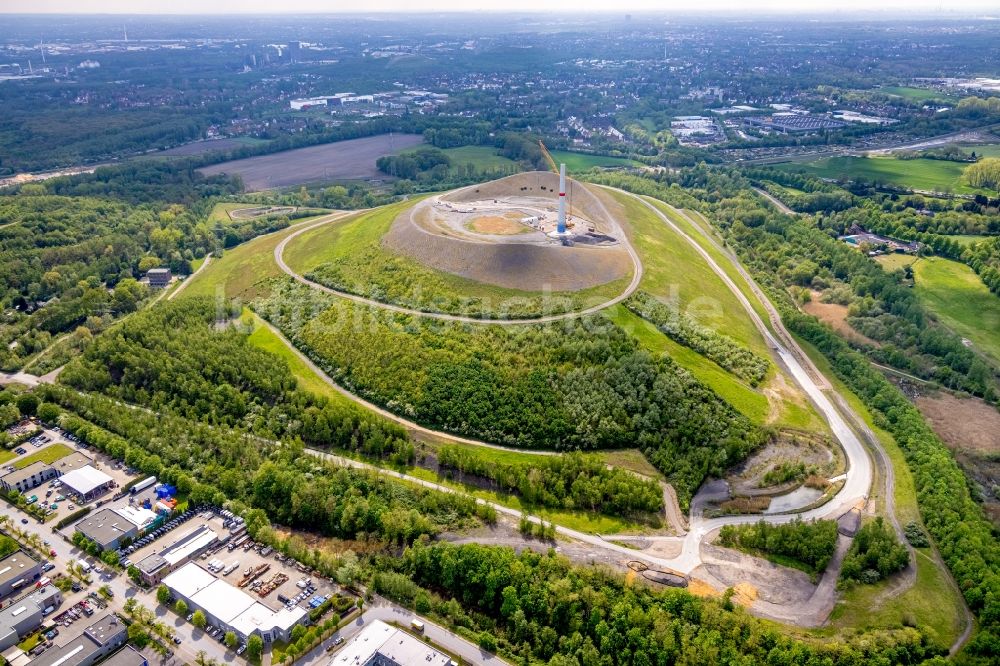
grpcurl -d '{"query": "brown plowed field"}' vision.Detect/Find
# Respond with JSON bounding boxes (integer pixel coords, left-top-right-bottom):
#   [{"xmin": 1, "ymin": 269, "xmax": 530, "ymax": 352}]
[{"xmin": 198, "ymin": 134, "xmax": 423, "ymax": 190}]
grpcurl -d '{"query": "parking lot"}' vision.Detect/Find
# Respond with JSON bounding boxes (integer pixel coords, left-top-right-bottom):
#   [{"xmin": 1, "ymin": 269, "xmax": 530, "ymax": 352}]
[
  {"xmin": 203, "ymin": 536, "xmax": 339, "ymax": 615},
  {"xmin": 117, "ymin": 510, "xmax": 225, "ymax": 571},
  {"xmin": 2, "ymin": 422, "xmax": 141, "ymax": 525},
  {"xmin": 119, "ymin": 509, "xmax": 339, "ymax": 617}
]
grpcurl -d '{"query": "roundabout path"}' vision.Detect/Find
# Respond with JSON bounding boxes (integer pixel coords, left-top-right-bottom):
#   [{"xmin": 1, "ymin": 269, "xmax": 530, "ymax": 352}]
[{"xmin": 273, "ymin": 188, "xmax": 644, "ymax": 325}]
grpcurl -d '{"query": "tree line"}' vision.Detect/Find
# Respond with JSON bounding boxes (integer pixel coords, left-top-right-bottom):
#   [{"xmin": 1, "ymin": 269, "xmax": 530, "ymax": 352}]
[
  {"xmin": 625, "ymin": 292, "xmax": 770, "ymax": 386},
  {"xmin": 718, "ymin": 518, "xmax": 839, "ymax": 575},
  {"xmin": 382, "ymin": 540, "xmax": 947, "ymax": 665},
  {"xmin": 437, "ymin": 446, "xmax": 663, "ymax": 516}
]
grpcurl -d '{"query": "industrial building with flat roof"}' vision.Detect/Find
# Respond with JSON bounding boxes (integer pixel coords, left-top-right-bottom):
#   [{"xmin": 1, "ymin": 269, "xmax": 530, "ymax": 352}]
[
  {"xmin": 58, "ymin": 466, "xmax": 114, "ymax": 503},
  {"xmin": 0, "ymin": 551, "xmax": 41, "ymax": 599},
  {"xmin": 0, "ymin": 451, "xmax": 93, "ymax": 495},
  {"xmin": 96, "ymin": 645, "xmax": 147, "ymax": 666},
  {"xmin": 0, "ymin": 586, "xmax": 63, "ymax": 651},
  {"xmin": 744, "ymin": 114, "xmax": 846, "ymax": 134},
  {"xmin": 1, "ymin": 462, "xmax": 58, "ymax": 494},
  {"xmin": 329, "ymin": 620, "xmax": 451, "ymax": 666},
  {"xmin": 30, "ymin": 613, "xmax": 127, "ymax": 666},
  {"xmin": 163, "ymin": 562, "xmax": 307, "ymax": 644},
  {"xmin": 74, "ymin": 505, "xmax": 158, "ymax": 552},
  {"xmin": 136, "ymin": 525, "xmax": 218, "ymax": 585},
  {"xmin": 144, "ymin": 268, "xmax": 171, "ymax": 289}
]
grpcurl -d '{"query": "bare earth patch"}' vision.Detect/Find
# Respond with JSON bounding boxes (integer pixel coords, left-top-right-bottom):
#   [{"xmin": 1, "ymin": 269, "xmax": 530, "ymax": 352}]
[
  {"xmin": 916, "ymin": 391, "xmax": 1000, "ymax": 455},
  {"xmin": 467, "ymin": 215, "xmax": 530, "ymax": 235},
  {"xmin": 802, "ymin": 291, "xmax": 879, "ymax": 346},
  {"xmin": 913, "ymin": 389, "xmax": 1000, "ymax": 525}
]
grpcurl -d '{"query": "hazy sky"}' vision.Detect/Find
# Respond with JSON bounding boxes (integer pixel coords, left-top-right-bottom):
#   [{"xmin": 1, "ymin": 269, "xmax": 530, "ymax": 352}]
[{"xmin": 3, "ymin": 0, "xmax": 999, "ymax": 13}]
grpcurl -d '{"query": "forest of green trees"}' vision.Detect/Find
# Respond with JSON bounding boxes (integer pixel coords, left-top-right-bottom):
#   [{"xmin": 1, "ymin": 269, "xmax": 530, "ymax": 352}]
[
  {"xmin": 586, "ymin": 168, "xmax": 1000, "ymax": 662},
  {"xmin": 718, "ymin": 518, "xmax": 839, "ymax": 575},
  {"xmin": 436, "ymin": 446, "xmax": 663, "ymax": 516},
  {"xmin": 256, "ymin": 279, "xmax": 768, "ymax": 505},
  {"xmin": 383, "ymin": 541, "xmax": 946, "ymax": 665},
  {"xmin": 840, "ymin": 517, "xmax": 910, "ymax": 585}
]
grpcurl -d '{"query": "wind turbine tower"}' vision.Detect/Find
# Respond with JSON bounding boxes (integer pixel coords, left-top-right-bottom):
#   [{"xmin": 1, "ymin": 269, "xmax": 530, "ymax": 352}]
[{"xmin": 557, "ymin": 163, "xmax": 567, "ymax": 234}]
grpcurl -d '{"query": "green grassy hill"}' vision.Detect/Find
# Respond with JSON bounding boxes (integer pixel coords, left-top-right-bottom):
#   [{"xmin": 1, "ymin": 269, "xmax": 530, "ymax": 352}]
[{"xmin": 911, "ymin": 257, "xmax": 1000, "ymax": 366}]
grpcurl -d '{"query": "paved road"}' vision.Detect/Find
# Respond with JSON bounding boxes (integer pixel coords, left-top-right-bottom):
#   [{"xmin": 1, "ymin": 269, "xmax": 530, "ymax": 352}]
[
  {"xmin": 167, "ymin": 255, "xmax": 212, "ymax": 301},
  {"xmin": 0, "ymin": 494, "xmax": 233, "ymax": 665},
  {"xmin": 596, "ymin": 191, "xmax": 874, "ymax": 570},
  {"xmin": 273, "ymin": 182, "xmax": 644, "ymax": 325},
  {"xmin": 752, "ymin": 187, "xmax": 797, "ymax": 216}
]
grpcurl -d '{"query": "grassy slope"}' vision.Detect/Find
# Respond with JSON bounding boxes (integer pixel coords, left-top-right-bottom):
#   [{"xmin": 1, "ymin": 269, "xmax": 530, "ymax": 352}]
[
  {"xmin": 607, "ymin": 305, "xmax": 770, "ymax": 425},
  {"xmin": 793, "ymin": 336, "xmax": 967, "ymax": 649},
  {"xmin": 180, "ymin": 212, "xmax": 337, "ymax": 302},
  {"xmin": 612, "ymin": 192, "xmax": 764, "ymax": 352},
  {"xmin": 242, "ymin": 310, "xmax": 356, "ymax": 411},
  {"xmin": 282, "ymin": 196, "xmax": 629, "ymax": 309},
  {"xmin": 608, "ymin": 192, "xmax": 823, "ymax": 432},
  {"xmin": 911, "ymin": 256, "xmax": 1000, "ymax": 366},
  {"xmin": 774, "ymin": 155, "xmax": 992, "ymax": 194}
]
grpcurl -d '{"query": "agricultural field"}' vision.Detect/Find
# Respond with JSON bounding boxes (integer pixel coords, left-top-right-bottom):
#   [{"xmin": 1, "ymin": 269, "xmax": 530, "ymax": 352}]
[
  {"xmin": 878, "ymin": 86, "xmax": 959, "ymax": 102},
  {"xmin": 774, "ymin": 154, "xmax": 986, "ymax": 194},
  {"xmin": 155, "ymin": 136, "xmax": 269, "ymax": 157},
  {"xmin": 198, "ymin": 134, "xmax": 424, "ymax": 190},
  {"xmin": 550, "ymin": 150, "xmax": 638, "ymax": 172}
]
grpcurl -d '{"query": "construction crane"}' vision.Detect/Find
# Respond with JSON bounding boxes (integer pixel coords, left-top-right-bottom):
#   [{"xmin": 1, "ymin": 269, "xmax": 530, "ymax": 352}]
[{"xmin": 538, "ymin": 140, "xmax": 559, "ymax": 174}]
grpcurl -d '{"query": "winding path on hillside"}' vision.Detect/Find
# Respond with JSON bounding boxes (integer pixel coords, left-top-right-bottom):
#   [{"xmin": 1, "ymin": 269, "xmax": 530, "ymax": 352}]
[
  {"xmin": 273, "ymin": 187, "xmax": 644, "ymax": 325},
  {"xmin": 269, "ymin": 186, "xmax": 877, "ymax": 574},
  {"xmin": 752, "ymin": 186, "xmax": 798, "ymax": 216},
  {"xmin": 175, "ymin": 181, "xmax": 960, "ymax": 633}
]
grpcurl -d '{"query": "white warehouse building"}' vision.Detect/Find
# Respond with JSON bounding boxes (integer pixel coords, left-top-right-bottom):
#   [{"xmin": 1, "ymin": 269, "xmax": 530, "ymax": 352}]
[{"xmin": 162, "ymin": 563, "xmax": 307, "ymax": 644}]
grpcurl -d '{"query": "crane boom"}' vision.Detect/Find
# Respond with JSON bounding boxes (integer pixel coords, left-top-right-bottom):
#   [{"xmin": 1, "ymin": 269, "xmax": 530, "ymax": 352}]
[{"xmin": 538, "ymin": 140, "xmax": 558, "ymax": 174}]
